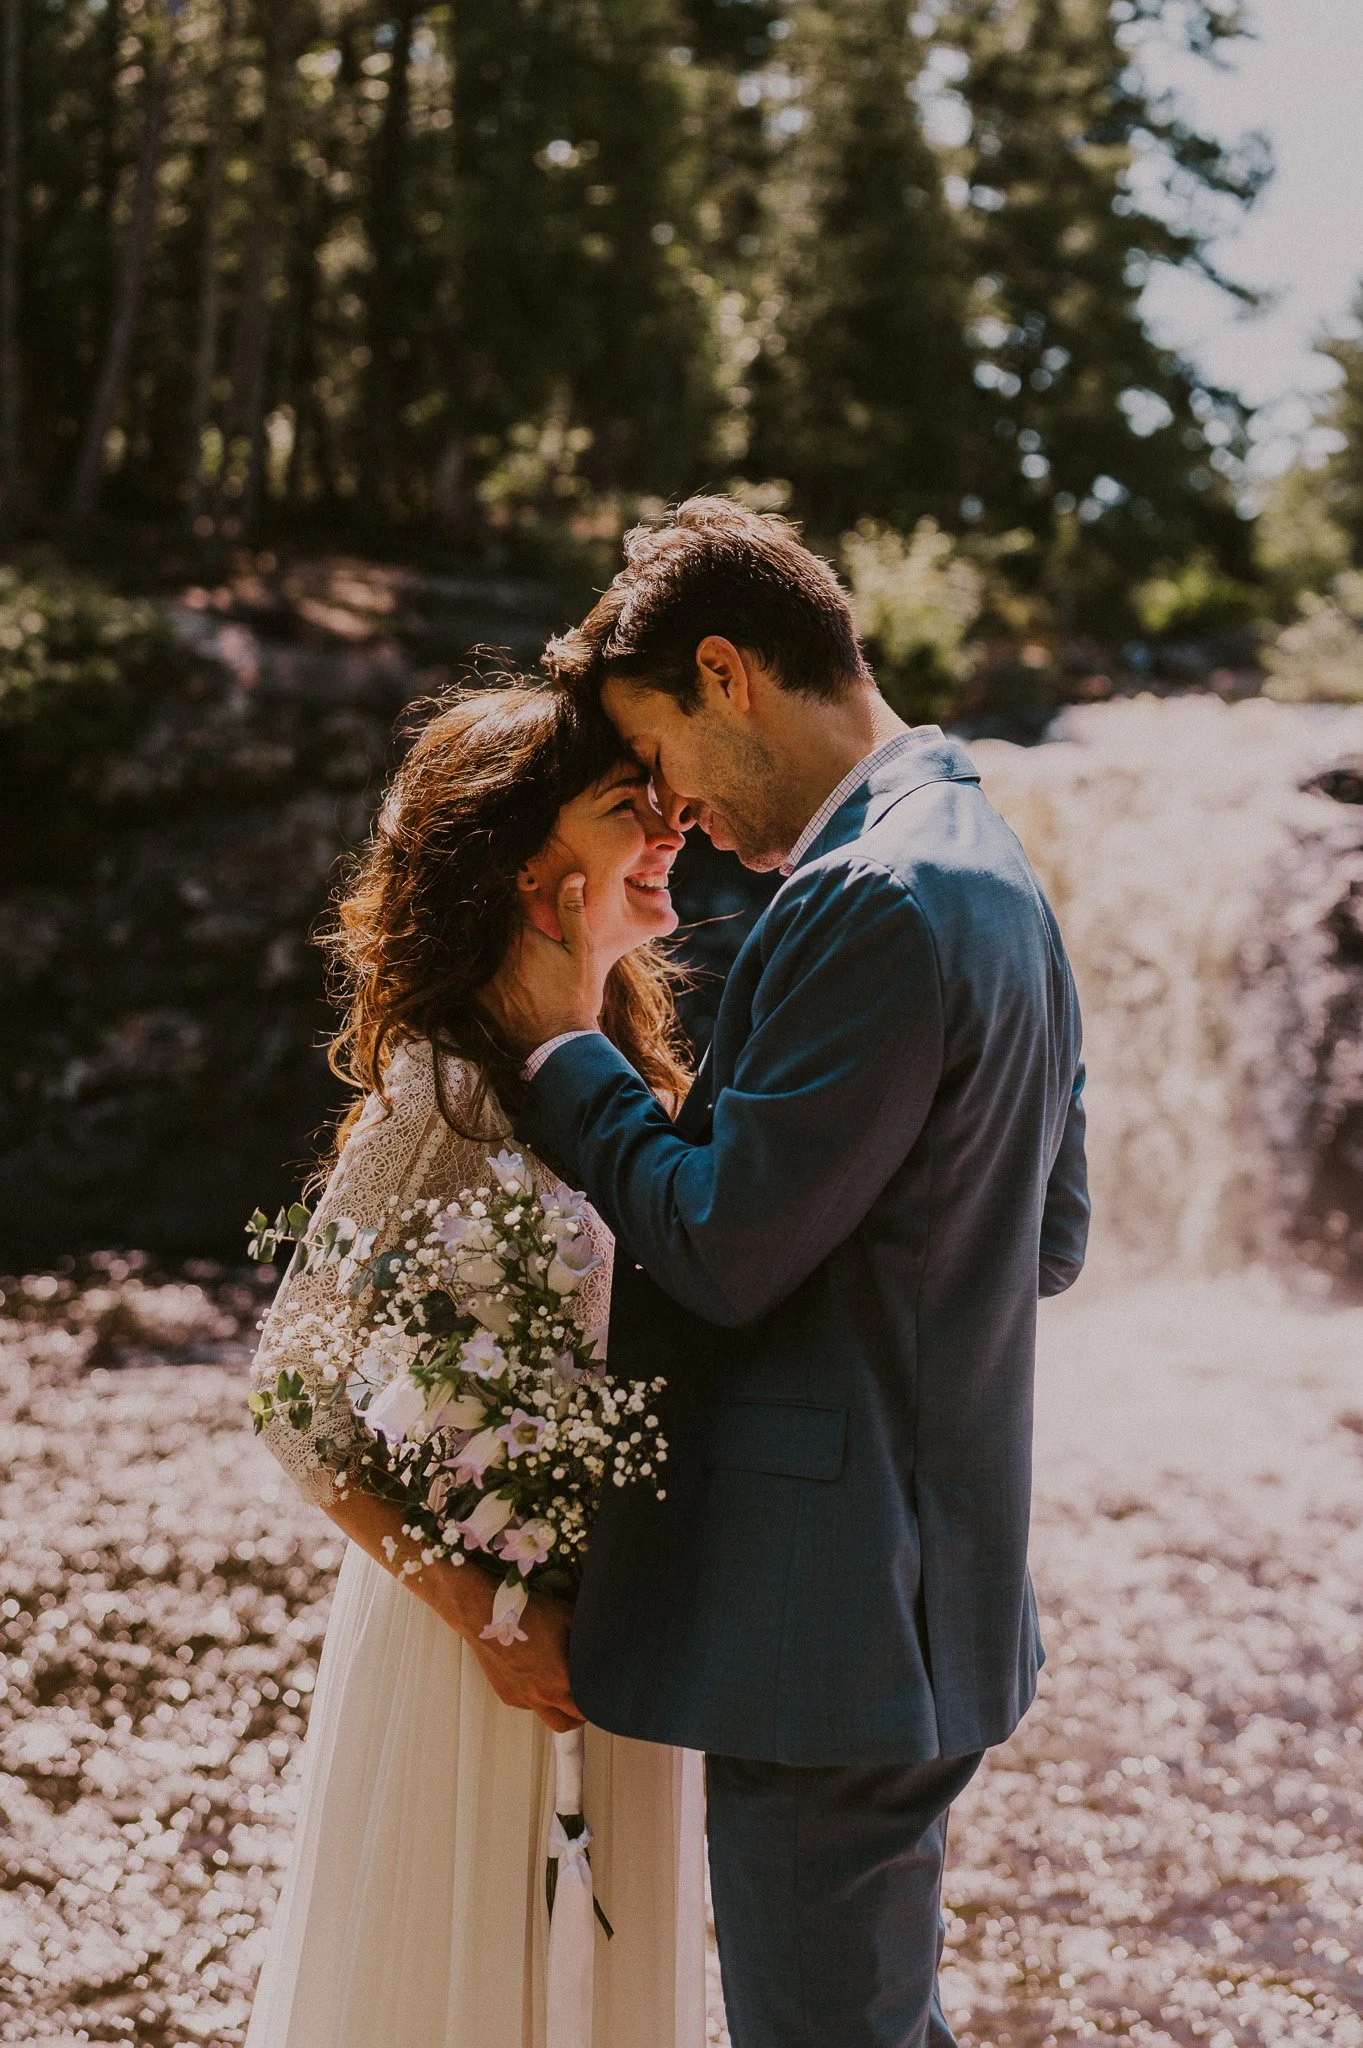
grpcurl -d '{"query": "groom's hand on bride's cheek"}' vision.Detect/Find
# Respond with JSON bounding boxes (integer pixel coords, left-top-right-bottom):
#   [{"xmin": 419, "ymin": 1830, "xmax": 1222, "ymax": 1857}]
[{"xmin": 506, "ymin": 873, "xmax": 607, "ymax": 1053}]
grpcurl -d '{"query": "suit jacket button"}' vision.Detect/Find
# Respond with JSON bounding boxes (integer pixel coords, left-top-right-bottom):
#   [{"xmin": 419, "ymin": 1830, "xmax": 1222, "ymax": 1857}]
[{"xmin": 634, "ymin": 1263, "xmax": 643, "ymax": 1271}]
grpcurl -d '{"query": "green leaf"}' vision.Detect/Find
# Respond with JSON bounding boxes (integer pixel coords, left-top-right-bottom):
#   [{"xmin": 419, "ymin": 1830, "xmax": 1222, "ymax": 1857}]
[
  {"xmin": 367, "ymin": 1249, "xmax": 407, "ymax": 1296},
  {"xmin": 317, "ymin": 1217, "xmax": 356, "ymax": 1260},
  {"xmin": 245, "ymin": 1209, "xmax": 278, "ymax": 1261},
  {"xmin": 419, "ymin": 1291, "xmax": 474, "ymax": 1338}
]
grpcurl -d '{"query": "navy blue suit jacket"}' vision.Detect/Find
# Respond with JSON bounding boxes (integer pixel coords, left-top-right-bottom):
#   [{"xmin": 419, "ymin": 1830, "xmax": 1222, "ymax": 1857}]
[{"xmin": 517, "ymin": 732, "xmax": 1088, "ymax": 1766}]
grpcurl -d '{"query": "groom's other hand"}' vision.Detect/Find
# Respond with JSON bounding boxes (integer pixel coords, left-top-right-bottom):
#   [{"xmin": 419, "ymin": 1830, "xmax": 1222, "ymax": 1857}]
[{"xmin": 485, "ymin": 872, "xmax": 608, "ymax": 1056}]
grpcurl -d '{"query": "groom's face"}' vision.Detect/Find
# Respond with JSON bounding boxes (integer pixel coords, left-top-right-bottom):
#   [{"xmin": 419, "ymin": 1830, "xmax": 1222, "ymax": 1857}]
[{"xmin": 601, "ymin": 666, "xmax": 799, "ymax": 874}]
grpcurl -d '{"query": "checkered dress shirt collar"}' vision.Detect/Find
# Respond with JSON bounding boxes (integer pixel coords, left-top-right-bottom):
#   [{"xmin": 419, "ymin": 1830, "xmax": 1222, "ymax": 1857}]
[{"xmin": 779, "ymin": 730, "xmax": 925, "ymax": 877}]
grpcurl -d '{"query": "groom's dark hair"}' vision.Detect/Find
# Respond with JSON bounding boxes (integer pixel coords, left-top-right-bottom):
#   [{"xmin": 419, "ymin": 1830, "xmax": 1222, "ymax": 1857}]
[{"xmin": 544, "ymin": 495, "xmax": 869, "ymax": 708}]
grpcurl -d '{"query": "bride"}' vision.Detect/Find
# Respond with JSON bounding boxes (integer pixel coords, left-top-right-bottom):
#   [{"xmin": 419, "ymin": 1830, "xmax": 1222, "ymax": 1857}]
[{"xmin": 244, "ymin": 684, "xmax": 707, "ymax": 2048}]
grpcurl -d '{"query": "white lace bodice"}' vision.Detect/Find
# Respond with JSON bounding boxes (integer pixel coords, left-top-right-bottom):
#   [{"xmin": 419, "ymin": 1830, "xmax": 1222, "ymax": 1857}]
[{"xmin": 251, "ymin": 1039, "xmax": 615, "ymax": 1506}]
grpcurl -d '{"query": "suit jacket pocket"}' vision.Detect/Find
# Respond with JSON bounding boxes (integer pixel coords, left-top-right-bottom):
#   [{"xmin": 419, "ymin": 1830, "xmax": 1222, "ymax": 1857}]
[{"xmin": 707, "ymin": 1399, "xmax": 846, "ymax": 1483}]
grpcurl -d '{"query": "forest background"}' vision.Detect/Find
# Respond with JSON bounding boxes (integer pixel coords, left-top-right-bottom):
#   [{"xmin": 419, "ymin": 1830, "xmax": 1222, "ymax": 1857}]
[
  {"xmin": 1, "ymin": 0, "xmax": 1362, "ymax": 704},
  {"xmin": 3, "ymin": 0, "xmax": 1363, "ymax": 1261}
]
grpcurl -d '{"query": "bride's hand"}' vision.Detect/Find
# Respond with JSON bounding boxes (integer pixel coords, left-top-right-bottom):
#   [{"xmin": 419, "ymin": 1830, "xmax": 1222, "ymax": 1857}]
[
  {"xmin": 320, "ymin": 1488, "xmax": 583, "ymax": 1731},
  {"xmin": 467, "ymin": 1589, "xmax": 584, "ymax": 1733}
]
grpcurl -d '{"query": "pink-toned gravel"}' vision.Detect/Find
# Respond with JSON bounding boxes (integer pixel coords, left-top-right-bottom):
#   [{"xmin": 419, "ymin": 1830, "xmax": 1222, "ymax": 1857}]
[{"xmin": 1, "ymin": 1274, "xmax": 1361, "ymax": 2046}]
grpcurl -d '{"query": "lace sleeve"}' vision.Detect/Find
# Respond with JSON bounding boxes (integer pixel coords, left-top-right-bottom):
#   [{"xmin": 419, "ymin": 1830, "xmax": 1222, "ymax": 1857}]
[{"xmin": 250, "ymin": 1040, "xmax": 511, "ymax": 1506}]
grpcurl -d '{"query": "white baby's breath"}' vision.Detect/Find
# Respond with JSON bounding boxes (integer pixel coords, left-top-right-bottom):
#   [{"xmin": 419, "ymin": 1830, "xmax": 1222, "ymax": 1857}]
[{"xmin": 249, "ymin": 1151, "xmax": 667, "ymax": 1611}]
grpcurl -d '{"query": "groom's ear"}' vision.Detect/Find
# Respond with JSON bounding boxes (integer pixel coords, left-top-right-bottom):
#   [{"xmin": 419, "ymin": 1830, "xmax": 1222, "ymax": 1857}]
[{"xmin": 695, "ymin": 635, "xmax": 754, "ymax": 716}]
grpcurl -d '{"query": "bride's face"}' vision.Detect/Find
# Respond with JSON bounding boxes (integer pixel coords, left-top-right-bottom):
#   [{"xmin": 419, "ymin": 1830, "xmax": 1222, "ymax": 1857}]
[{"xmin": 516, "ymin": 765, "xmax": 685, "ymax": 964}]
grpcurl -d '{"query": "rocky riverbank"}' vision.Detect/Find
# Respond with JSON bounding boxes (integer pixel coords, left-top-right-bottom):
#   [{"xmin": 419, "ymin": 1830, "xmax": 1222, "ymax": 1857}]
[{"xmin": 1, "ymin": 1271, "xmax": 1361, "ymax": 2045}]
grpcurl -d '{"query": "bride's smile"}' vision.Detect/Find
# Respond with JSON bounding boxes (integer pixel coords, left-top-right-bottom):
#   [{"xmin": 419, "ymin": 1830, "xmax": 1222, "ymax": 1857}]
[{"xmin": 517, "ymin": 766, "xmax": 685, "ymax": 958}]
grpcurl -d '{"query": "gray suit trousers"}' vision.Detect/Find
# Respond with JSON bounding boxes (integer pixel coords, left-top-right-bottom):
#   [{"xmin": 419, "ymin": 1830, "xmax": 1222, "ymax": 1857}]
[{"xmin": 706, "ymin": 1749, "xmax": 984, "ymax": 2048}]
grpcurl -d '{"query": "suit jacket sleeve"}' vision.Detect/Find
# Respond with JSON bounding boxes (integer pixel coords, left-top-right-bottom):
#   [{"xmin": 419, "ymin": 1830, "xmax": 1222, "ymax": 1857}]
[
  {"xmin": 1038, "ymin": 1058, "xmax": 1088, "ymax": 1297},
  {"xmin": 517, "ymin": 859, "xmax": 944, "ymax": 1328}
]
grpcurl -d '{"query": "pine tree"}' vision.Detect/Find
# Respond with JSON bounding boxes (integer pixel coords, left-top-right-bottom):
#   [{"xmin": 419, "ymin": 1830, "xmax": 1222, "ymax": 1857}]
[
  {"xmin": 359, "ymin": 1, "xmax": 422, "ymax": 516},
  {"xmin": 1319, "ymin": 286, "xmax": 1363, "ymax": 564},
  {"xmin": 0, "ymin": 0, "xmax": 21, "ymax": 520},
  {"xmin": 214, "ymin": 0, "xmax": 295, "ymax": 533},
  {"xmin": 937, "ymin": 0, "xmax": 1270, "ymax": 625},
  {"xmin": 674, "ymin": 0, "xmax": 784, "ymax": 286},
  {"xmin": 185, "ymin": 0, "xmax": 237, "ymax": 524},
  {"xmin": 748, "ymin": 0, "xmax": 982, "ymax": 537},
  {"xmin": 67, "ymin": 1, "xmax": 177, "ymax": 526},
  {"xmin": 448, "ymin": 0, "xmax": 717, "ymax": 516},
  {"xmin": 0, "ymin": 0, "xmax": 1280, "ymax": 614}
]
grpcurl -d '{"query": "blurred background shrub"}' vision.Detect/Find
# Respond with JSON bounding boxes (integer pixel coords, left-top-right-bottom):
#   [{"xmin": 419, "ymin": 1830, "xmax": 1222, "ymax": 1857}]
[
  {"xmin": 0, "ymin": 563, "xmax": 186, "ymax": 783},
  {"xmin": 841, "ymin": 518, "xmax": 984, "ymax": 727},
  {"xmin": 1263, "ymin": 573, "xmax": 1363, "ymax": 705}
]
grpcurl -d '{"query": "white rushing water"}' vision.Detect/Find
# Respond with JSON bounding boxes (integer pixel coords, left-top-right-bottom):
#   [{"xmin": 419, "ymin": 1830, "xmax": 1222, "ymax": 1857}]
[{"xmin": 973, "ymin": 696, "xmax": 1363, "ymax": 1280}]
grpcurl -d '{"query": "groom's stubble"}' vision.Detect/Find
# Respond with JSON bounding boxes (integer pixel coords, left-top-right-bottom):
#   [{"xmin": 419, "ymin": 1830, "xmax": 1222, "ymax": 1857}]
[
  {"xmin": 688, "ymin": 716, "xmax": 804, "ymax": 871},
  {"xmin": 602, "ymin": 676, "xmax": 810, "ymax": 873}
]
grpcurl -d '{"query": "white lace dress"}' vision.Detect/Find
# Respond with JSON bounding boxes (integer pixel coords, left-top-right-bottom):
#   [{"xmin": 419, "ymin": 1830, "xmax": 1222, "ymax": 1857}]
[{"xmin": 244, "ymin": 1040, "xmax": 707, "ymax": 2048}]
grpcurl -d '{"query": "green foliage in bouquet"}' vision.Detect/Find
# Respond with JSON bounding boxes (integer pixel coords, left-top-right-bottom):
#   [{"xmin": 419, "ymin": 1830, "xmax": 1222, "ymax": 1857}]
[{"xmin": 249, "ymin": 1367, "xmax": 315, "ymax": 1436}]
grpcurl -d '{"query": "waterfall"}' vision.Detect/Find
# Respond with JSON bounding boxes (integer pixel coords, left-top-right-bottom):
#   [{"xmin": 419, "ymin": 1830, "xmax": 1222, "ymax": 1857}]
[{"xmin": 972, "ymin": 698, "xmax": 1363, "ymax": 1281}]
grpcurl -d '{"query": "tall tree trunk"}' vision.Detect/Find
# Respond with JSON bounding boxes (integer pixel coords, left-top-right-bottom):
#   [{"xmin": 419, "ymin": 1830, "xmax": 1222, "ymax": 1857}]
[
  {"xmin": 66, "ymin": 20, "xmax": 173, "ymax": 527},
  {"xmin": 282, "ymin": 187, "xmax": 323, "ymax": 510},
  {"xmin": 97, "ymin": 0, "xmax": 122, "ymax": 326},
  {"xmin": 360, "ymin": 2, "xmax": 419, "ymax": 516},
  {"xmin": 0, "ymin": 0, "xmax": 21, "ymax": 521},
  {"xmin": 217, "ymin": 0, "xmax": 291, "ymax": 534},
  {"xmin": 187, "ymin": 0, "xmax": 237, "ymax": 525}
]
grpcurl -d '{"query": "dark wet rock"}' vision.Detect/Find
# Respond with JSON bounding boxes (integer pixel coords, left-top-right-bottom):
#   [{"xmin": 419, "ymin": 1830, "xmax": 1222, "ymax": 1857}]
[
  {"xmin": 0, "ymin": 569, "xmax": 563, "ymax": 1265},
  {"xmin": 1303, "ymin": 755, "xmax": 1363, "ymax": 806}
]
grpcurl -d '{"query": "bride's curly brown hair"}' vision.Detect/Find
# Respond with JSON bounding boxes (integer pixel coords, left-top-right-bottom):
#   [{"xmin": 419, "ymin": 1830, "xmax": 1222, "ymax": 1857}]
[{"xmin": 325, "ymin": 683, "xmax": 692, "ymax": 1148}]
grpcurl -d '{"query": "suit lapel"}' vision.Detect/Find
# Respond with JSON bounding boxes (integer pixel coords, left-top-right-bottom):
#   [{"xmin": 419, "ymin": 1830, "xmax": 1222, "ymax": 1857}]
[
  {"xmin": 793, "ymin": 741, "xmax": 981, "ymax": 875},
  {"xmin": 669, "ymin": 743, "xmax": 979, "ymax": 1145},
  {"xmin": 676, "ymin": 1045, "xmax": 712, "ymax": 1138}
]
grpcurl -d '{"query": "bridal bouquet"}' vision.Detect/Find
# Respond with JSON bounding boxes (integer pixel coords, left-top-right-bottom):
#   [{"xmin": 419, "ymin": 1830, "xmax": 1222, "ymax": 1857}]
[{"xmin": 246, "ymin": 1148, "xmax": 668, "ymax": 1649}]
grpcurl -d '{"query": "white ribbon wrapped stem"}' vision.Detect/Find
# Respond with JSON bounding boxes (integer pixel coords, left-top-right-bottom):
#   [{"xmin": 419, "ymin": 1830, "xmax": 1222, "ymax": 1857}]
[{"xmin": 546, "ymin": 1725, "xmax": 595, "ymax": 2048}]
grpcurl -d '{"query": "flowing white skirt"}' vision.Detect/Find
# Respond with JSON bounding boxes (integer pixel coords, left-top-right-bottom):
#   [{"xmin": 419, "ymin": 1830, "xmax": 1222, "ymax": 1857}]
[{"xmin": 245, "ymin": 1544, "xmax": 708, "ymax": 2048}]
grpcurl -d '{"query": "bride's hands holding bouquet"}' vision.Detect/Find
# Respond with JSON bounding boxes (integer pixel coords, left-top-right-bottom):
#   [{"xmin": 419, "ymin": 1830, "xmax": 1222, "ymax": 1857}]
[
  {"xmin": 325, "ymin": 1483, "xmax": 582, "ymax": 1730},
  {"xmin": 247, "ymin": 1149, "xmax": 666, "ymax": 1730}
]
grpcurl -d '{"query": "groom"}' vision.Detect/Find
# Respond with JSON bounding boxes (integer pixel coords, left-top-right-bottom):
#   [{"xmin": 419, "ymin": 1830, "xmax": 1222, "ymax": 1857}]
[{"xmin": 502, "ymin": 497, "xmax": 1088, "ymax": 2047}]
